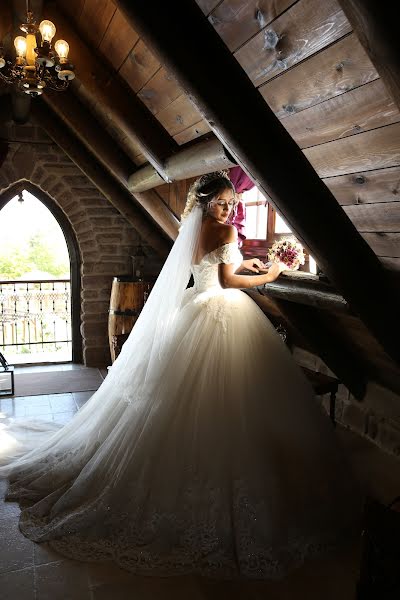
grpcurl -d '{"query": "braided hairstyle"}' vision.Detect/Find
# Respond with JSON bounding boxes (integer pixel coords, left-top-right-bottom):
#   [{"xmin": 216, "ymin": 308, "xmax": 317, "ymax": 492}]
[{"xmin": 180, "ymin": 171, "xmax": 236, "ymax": 223}]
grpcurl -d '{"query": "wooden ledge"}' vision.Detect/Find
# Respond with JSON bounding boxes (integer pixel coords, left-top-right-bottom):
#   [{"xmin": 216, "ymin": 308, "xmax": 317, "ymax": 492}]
[{"xmin": 253, "ymin": 271, "xmax": 350, "ymax": 313}]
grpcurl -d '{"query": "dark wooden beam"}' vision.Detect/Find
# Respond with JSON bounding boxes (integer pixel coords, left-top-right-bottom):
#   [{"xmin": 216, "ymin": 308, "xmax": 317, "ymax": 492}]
[
  {"xmin": 0, "ymin": 0, "xmax": 12, "ymax": 41},
  {"xmin": 31, "ymin": 100, "xmax": 171, "ymax": 258},
  {"xmin": 43, "ymin": 91, "xmax": 135, "ymax": 185},
  {"xmin": 276, "ymin": 301, "xmax": 367, "ymax": 400},
  {"xmin": 257, "ymin": 274, "xmax": 350, "ymax": 313},
  {"xmin": 336, "ymin": 0, "xmax": 400, "ymax": 110},
  {"xmin": 114, "ymin": 0, "xmax": 400, "ymax": 366},
  {"xmin": 42, "ymin": 3, "xmax": 178, "ymax": 180},
  {"xmin": 43, "ymin": 90, "xmax": 179, "ymax": 240}
]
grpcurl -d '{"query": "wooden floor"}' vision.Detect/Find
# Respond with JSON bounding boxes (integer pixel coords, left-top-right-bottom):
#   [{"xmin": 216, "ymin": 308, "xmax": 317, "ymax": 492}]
[{"xmin": 0, "ymin": 365, "xmax": 399, "ymax": 599}]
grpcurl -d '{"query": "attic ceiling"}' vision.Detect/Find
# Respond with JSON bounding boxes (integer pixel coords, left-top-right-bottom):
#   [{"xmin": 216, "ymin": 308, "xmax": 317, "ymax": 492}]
[{"xmin": 1, "ymin": 0, "xmax": 400, "ymax": 392}]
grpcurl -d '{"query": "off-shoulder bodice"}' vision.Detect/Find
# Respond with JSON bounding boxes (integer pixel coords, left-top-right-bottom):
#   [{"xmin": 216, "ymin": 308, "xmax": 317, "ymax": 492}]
[{"xmin": 191, "ymin": 242, "xmax": 243, "ymax": 292}]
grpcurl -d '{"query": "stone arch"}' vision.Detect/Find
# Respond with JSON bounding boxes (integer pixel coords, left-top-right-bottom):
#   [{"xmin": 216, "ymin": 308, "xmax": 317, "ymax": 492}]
[
  {"xmin": 0, "ymin": 180, "xmax": 83, "ymax": 363},
  {"xmin": 0, "ymin": 138, "xmax": 147, "ymax": 366}
]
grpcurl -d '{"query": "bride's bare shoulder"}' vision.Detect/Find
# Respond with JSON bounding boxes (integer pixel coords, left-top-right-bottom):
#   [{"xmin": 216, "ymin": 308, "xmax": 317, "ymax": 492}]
[{"xmin": 219, "ymin": 223, "xmax": 238, "ymax": 244}]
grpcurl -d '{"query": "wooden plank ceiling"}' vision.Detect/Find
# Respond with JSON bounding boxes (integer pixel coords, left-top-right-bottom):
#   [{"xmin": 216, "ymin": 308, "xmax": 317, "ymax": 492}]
[{"xmin": 54, "ymin": 0, "xmax": 399, "ymax": 272}]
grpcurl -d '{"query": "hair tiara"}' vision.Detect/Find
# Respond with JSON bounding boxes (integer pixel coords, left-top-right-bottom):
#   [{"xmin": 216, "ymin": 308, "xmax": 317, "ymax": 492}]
[{"xmin": 195, "ymin": 170, "xmax": 231, "ymax": 189}]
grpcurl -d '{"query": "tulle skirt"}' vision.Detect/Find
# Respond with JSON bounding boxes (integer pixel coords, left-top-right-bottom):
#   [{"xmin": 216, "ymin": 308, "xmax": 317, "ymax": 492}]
[{"xmin": 0, "ymin": 287, "xmax": 361, "ymax": 579}]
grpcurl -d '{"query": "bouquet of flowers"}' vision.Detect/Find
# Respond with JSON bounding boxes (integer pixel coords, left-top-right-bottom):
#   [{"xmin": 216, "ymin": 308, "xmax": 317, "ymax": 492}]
[{"xmin": 267, "ymin": 237, "xmax": 305, "ymax": 271}]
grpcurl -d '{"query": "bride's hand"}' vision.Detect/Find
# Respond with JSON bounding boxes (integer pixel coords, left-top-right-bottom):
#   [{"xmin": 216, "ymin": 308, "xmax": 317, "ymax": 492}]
[{"xmin": 242, "ymin": 258, "xmax": 266, "ymax": 273}]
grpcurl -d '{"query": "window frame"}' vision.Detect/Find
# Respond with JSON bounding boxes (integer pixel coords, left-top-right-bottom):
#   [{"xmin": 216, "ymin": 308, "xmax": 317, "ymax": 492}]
[{"xmin": 239, "ymin": 194, "xmax": 314, "ymax": 273}]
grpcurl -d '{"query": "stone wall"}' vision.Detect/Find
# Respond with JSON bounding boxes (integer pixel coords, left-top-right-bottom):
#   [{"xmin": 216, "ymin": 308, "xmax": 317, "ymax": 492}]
[
  {"xmin": 0, "ymin": 121, "xmax": 160, "ymax": 367},
  {"xmin": 293, "ymin": 346, "xmax": 400, "ymax": 459}
]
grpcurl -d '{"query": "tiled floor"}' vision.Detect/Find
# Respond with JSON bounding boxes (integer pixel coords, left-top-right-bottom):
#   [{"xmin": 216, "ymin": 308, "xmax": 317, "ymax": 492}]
[{"xmin": 0, "ymin": 366, "xmax": 399, "ymax": 599}]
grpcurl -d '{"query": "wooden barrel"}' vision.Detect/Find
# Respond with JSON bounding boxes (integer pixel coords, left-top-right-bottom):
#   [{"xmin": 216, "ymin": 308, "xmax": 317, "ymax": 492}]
[{"xmin": 108, "ymin": 278, "xmax": 152, "ymax": 363}]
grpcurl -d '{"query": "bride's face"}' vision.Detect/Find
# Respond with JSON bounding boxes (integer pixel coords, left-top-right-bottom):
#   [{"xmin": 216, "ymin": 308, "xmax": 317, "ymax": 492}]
[{"xmin": 207, "ymin": 188, "xmax": 235, "ymax": 223}]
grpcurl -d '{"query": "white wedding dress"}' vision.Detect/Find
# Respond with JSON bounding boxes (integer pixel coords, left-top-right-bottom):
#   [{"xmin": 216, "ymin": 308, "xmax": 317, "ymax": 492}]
[{"xmin": 0, "ymin": 221, "xmax": 360, "ymax": 579}]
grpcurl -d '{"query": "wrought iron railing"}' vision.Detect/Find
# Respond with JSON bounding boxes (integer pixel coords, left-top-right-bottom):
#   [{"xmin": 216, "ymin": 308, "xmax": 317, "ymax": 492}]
[{"xmin": 0, "ymin": 279, "xmax": 72, "ymax": 361}]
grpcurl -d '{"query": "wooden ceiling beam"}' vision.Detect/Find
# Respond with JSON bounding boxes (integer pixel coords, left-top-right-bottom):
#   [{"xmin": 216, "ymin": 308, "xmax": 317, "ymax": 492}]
[
  {"xmin": 114, "ymin": 0, "xmax": 400, "ymax": 366},
  {"xmin": 127, "ymin": 137, "xmax": 236, "ymax": 192},
  {"xmin": 32, "ymin": 100, "xmax": 171, "ymax": 258},
  {"xmin": 43, "ymin": 90, "xmax": 179, "ymax": 240},
  {"xmin": 43, "ymin": 91, "xmax": 136, "ymax": 185},
  {"xmin": 337, "ymin": 0, "xmax": 400, "ymax": 111},
  {"xmin": 42, "ymin": 3, "xmax": 178, "ymax": 180}
]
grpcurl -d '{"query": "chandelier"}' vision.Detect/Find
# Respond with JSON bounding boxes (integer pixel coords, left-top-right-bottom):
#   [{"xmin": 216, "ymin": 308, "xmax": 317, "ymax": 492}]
[{"xmin": 0, "ymin": 2, "xmax": 75, "ymax": 97}]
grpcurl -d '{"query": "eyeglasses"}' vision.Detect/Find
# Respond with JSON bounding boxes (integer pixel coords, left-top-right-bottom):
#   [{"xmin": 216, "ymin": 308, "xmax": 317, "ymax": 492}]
[{"xmin": 210, "ymin": 200, "xmax": 235, "ymax": 208}]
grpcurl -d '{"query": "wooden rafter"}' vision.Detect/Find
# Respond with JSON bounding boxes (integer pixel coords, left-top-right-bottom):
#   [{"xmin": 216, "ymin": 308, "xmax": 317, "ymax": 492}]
[
  {"xmin": 42, "ymin": 4, "xmax": 178, "ymax": 180},
  {"xmin": 42, "ymin": 91, "xmax": 179, "ymax": 240},
  {"xmin": 31, "ymin": 100, "xmax": 171, "ymax": 258},
  {"xmin": 113, "ymin": 0, "xmax": 400, "ymax": 366}
]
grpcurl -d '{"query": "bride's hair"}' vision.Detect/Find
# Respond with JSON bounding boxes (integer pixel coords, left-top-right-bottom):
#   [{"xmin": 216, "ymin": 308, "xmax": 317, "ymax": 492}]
[{"xmin": 181, "ymin": 171, "xmax": 236, "ymax": 223}]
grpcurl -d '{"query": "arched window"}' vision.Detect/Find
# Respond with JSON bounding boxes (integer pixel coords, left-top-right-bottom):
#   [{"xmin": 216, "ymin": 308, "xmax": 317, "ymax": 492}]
[{"xmin": 0, "ymin": 183, "xmax": 82, "ymax": 365}]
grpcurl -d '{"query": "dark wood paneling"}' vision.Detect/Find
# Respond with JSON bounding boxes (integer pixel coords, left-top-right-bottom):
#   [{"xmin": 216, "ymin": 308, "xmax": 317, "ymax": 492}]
[
  {"xmin": 282, "ymin": 78, "xmax": 400, "ymax": 149},
  {"xmin": 44, "ymin": 4, "xmax": 177, "ymax": 177},
  {"xmin": 173, "ymin": 120, "xmax": 212, "ymax": 145},
  {"xmin": 119, "ymin": 40, "xmax": 160, "ymax": 93},
  {"xmin": 234, "ymin": 0, "xmax": 351, "ymax": 87},
  {"xmin": 209, "ymin": 0, "xmax": 295, "ymax": 52},
  {"xmin": 155, "ymin": 178, "xmax": 196, "ymax": 218},
  {"xmin": 79, "ymin": 0, "xmax": 116, "ymax": 48},
  {"xmin": 99, "ymin": 9, "xmax": 139, "ymax": 71},
  {"xmin": 195, "ymin": 0, "xmax": 222, "ymax": 15},
  {"xmin": 59, "ymin": 0, "xmax": 85, "ymax": 22},
  {"xmin": 331, "ymin": 312, "xmax": 400, "ymax": 394},
  {"xmin": 304, "ymin": 122, "xmax": 400, "ymax": 178},
  {"xmin": 343, "ymin": 202, "xmax": 400, "ymax": 232},
  {"xmin": 156, "ymin": 95, "xmax": 204, "ymax": 137},
  {"xmin": 337, "ymin": 0, "xmax": 400, "ymax": 111},
  {"xmin": 361, "ymin": 232, "xmax": 400, "ymax": 258},
  {"xmin": 260, "ymin": 33, "xmax": 378, "ymax": 119},
  {"xmin": 0, "ymin": 1, "xmax": 12, "ymax": 40},
  {"xmin": 324, "ymin": 166, "xmax": 400, "ymax": 206},
  {"xmin": 381, "ymin": 257, "xmax": 400, "ymax": 271},
  {"xmin": 138, "ymin": 68, "xmax": 183, "ymax": 115},
  {"xmin": 361, "ymin": 233, "xmax": 400, "ymax": 258}
]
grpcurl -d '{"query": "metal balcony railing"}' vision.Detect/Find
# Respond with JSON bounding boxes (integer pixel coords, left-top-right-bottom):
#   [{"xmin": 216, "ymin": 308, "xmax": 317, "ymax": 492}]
[{"xmin": 0, "ymin": 279, "xmax": 72, "ymax": 363}]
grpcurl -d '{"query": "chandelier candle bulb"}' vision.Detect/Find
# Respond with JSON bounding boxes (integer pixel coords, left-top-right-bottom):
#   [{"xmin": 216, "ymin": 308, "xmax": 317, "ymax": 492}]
[
  {"xmin": 14, "ymin": 36, "xmax": 27, "ymax": 59},
  {"xmin": 39, "ymin": 20, "xmax": 56, "ymax": 43},
  {"xmin": 54, "ymin": 40, "xmax": 69, "ymax": 61}
]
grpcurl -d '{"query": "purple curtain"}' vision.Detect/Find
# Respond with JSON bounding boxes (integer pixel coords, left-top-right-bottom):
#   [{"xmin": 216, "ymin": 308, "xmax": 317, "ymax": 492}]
[{"xmin": 228, "ymin": 166, "xmax": 255, "ymax": 246}]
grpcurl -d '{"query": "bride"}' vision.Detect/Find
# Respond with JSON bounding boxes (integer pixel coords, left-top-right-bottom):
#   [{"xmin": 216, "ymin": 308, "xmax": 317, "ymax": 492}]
[{"xmin": 0, "ymin": 171, "xmax": 360, "ymax": 579}]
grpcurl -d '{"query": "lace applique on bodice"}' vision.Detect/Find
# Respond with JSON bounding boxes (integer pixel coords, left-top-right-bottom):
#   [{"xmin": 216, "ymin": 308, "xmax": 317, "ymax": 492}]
[{"xmin": 191, "ymin": 242, "xmax": 242, "ymax": 292}]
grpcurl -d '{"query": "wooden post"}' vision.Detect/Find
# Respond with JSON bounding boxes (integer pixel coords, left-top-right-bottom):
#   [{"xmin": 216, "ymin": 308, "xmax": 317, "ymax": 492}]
[
  {"xmin": 337, "ymin": 0, "xmax": 400, "ymax": 110},
  {"xmin": 113, "ymin": 0, "xmax": 400, "ymax": 365},
  {"xmin": 43, "ymin": 4, "xmax": 178, "ymax": 180},
  {"xmin": 32, "ymin": 101, "xmax": 171, "ymax": 258}
]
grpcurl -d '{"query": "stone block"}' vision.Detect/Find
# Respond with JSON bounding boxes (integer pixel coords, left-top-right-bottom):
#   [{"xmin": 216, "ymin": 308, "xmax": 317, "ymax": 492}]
[
  {"xmin": 83, "ymin": 346, "xmax": 110, "ymax": 368},
  {"xmin": 81, "ymin": 275, "xmax": 113, "ymax": 290},
  {"xmin": 82, "ymin": 300, "xmax": 110, "ymax": 313},
  {"xmin": 83, "ymin": 262, "xmax": 129, "ymax": 275}
]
